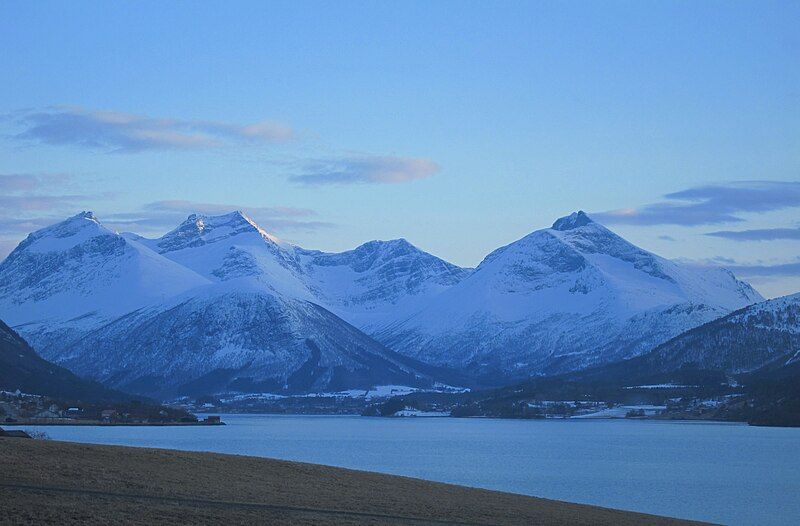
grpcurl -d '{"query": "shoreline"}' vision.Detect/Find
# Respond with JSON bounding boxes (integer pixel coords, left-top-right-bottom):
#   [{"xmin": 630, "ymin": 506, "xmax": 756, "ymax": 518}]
[
  {"xmin": 0, "ymin": 437, "xmax": 707, "ymax": 525},
  {"xmin": 2, "ymin": 419, "xmax": 225, "ymax": 427}
]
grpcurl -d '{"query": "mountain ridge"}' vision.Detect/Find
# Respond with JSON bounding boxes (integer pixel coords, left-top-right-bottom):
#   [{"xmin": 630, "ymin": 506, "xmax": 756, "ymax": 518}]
[
  {"xmin": 0, "ymin": 210, "xmax": 763, "ymax": 397},
  {"xmin": 374, "ymin": 211, "xmax": 762, "ymax": 380}
]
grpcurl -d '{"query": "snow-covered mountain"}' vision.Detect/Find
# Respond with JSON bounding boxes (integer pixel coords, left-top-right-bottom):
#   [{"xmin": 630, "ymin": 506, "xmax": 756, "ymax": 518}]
[
  {"xmin": 0, "ymin": 209, "xmax": 763, "ymax": 395},
  {"xmin": 374, "ymin": 211, "xmax": 763, "ymax": 381},
  {"xmin": 295, "ymin": 238, "xmax": 471, "ymax": 330},
  {"xmin": 141, "ymin": 211, "xmax": 471, "ymax": 330},
  {"xmin": 0, "ymin": 212, "xmax": 209, "ymax": 329},
  {"xmin": 47, "ymin": 281, "xmax": 432, "ymax": 397},
  {"xmin": 0, "ymin": 212, "xmax": 445, "ymax": 396}
]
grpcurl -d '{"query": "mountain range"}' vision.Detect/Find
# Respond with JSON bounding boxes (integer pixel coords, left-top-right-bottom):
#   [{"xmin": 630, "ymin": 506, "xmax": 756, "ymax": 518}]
[{"xmin": 0, "ymin": 210, "xmax": 764, "ymax": 398}]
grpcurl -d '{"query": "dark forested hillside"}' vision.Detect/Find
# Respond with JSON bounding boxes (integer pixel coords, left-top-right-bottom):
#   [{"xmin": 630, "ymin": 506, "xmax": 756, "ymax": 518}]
[{"xmin": 0, "ymin": 319, "xmax": 127, "ymax": 402}]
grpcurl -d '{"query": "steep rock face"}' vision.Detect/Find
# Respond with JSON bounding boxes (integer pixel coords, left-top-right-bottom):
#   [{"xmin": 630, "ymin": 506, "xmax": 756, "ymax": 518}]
[
  {"xmin": 144, "ymin": 211, "xmax": 309, "ymax": 297},
  {"xmin": 375, "ymin": 212, "xmax": 762, "ymax": 381}
]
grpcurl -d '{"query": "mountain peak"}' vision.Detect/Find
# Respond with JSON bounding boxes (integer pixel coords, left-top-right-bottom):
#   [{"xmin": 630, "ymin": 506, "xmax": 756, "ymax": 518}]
[
  {"xmin": 551, "ymin": 211, "xmax": 594, "ymax": 231},
  {"xmin": 175, "ymin": 210, "xmax": 262, "ymax": 235},
  {"xmin": 364, "ymin": 238, "xmax": 414, "ymax": 250},
  {"xmin": 156, "ymin": 211, "xmax": 280, "ymax": 254},
  {"xmin": 49, "ymin": 211, "xmax": 102, "ymax": 231},
  {"xmin": 19, "ymin": 211, "xmax": 107, "ymax": 246},
  {"xmin": 72, "ymin": 210, "xmax": 99, "ymax": 222}
]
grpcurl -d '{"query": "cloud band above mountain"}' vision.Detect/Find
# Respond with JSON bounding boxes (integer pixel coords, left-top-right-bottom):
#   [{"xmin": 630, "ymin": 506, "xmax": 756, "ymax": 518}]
[
  {"xmin": 728, "ymin": 261, "xmax": 800, "ymax": 277},
  {"xmin": 706, "ymin": 227, "xmax": 800, "ymax": 241},
  {"xmin": 594, "ymin": 181, "xmax": 800, "ymax": 226}
]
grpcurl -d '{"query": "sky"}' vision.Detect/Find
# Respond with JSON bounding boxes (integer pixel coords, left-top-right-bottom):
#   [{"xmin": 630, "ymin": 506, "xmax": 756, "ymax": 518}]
[{"xmin": 1, "ymin": 1, "xmax": 799, "ymax": 298}]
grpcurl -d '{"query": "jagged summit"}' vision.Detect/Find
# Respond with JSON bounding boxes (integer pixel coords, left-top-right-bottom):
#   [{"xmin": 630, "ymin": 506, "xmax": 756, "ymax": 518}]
[
  {"xmin": 71, "ymin": 210, "xmax": 99, "ymax": 221},
  {"xmin": 41, "ymin": 210, "xmax": 102, "ymax": 232},
  {"xmin": 355, "ymin": 238, "xmax": 416, "ymax": 254},
  {"xmin": 179, "ymin": 210, "xmax": 258, "ymax": 232},
  {"xmin": 154, "ymin": 211, "xmax": 279, "ymax": 254},
  {"xmin": 5, "ymin": 210, "xmax": 111, "ymax": 259},
  {"xmin": 551, "ymin": 210, "xmax": 594, "ymax": 231},
  {"xmin": 0, "ymin": 211, "xmax": 209, "ymax": 327}
]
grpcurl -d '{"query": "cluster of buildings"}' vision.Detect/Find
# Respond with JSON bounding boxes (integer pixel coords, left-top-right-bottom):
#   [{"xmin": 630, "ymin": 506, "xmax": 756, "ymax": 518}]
[{"xmin": 1, "ymin": 390, "xmax": 158, "ymax": 424}]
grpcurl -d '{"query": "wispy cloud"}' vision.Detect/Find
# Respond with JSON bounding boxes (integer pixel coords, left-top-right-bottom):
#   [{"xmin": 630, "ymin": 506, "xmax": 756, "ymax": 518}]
[
  {"xmin": 0, "ymin": 193, "xmax": 103, "ymax": 212},
  {"xmin": 291, "ymin": 155, "xmax": 439, "ymax": 185},
  {"xmin": 706, "ymin": 227, "xmax": 800, "ymax": 242},
  {"xmin": 594, "ymin": 181, "xmax": 800, "ymax": 226},
  {"xmin": 102, "ymin": 200, "xmax": 334, "ymax": 234},
  {"xmin": 728, "ymin": 261, "xmax": 800, "ymax": 277},
  {"xmin": 0, "ymin": 173, "xmax": 69, "ymax": 192},
  {"xmin": 657, "ymin": 235, "xmax": 676, "ymax": 241},
  {"xmin": 0, "ymin": 172, "xmax": 100, "ymax": 215},
  {"xmin": 6, "ymin": 107, "xmax": 294, "ymax": 153}
]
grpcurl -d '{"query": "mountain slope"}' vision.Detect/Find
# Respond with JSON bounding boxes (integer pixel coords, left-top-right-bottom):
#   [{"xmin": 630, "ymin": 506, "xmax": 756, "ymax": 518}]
[
  {"xmin": 473, "ymin": 292, "xmax": 800, "ymax": 401},
  {"xmin": 0, "ymin": 319, "xmax": 126, "ymax": 401},
  {"xmin": 0, "ymin": 211, "xmax": 210, "ymax": 329},
  {"xmin": 375, "ymin": 211, "xmax": 762, "ymax": 381},
  {"xmin": 636, "ymin": 292, "xmax": 800, "ymax": 374},
  {"xmin": 437, "ymin": 292, "xmax": 800, "ymax": 425},
  {"xmin": 45, "ymin": 281, "xmax": 437, "ymax": 397}
]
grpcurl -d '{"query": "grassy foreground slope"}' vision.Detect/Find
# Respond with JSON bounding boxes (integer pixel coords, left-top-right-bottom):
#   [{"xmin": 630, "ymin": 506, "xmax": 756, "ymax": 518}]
[{"xmin": 0, "ymin": 439, "xmax": 704, "ymax": 526}]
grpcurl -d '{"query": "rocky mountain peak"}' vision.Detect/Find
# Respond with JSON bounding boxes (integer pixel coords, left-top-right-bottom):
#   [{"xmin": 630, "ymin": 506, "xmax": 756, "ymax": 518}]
[
  {"xmin": 156, "ymin": 211, "xmax": 277, "ymax": 254},
  {"xmin": 551, "ymin": 211, "xmax": 594, "ymax": 231}
]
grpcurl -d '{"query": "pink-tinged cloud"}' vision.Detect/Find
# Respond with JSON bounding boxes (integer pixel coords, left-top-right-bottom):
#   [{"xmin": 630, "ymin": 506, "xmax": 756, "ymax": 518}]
[{"xmin": 291, "ymin": 155, "xmax": 439, "ymax": 185}]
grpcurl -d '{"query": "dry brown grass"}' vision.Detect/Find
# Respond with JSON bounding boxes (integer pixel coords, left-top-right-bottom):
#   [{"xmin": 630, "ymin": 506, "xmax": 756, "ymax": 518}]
[{"xmin": 0, "ymin": 438, "xmax": 707, "ymax": 525}]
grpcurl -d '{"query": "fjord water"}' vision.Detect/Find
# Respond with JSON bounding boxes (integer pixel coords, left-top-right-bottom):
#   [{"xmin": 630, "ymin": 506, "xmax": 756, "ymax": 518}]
[{"xmin": 20, "ymin": 415, "xmax": 800, "ymax": 525}]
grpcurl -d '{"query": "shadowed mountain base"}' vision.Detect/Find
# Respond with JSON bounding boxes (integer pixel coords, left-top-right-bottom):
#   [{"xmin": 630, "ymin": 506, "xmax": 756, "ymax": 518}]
[{"xmin": 0, "ymin": 439, "xmax": 706, "ymax": 525}]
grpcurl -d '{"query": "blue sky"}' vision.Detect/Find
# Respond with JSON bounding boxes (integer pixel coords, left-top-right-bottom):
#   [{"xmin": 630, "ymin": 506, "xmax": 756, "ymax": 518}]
[{"xmin": 1, "ymin": 1, "xmax": 799, "ymax": 297}]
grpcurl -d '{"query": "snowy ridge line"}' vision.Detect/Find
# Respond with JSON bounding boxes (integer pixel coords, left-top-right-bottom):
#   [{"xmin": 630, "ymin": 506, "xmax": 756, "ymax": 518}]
[{"xmin": 0, "ymin": 210, "xmax": 766, "ymax": 397}]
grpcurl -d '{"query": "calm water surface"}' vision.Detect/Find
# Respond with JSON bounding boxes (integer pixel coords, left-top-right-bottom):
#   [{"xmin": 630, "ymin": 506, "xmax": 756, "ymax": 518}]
[{"xmin": 16, "ymin": 415, "xmax": 800, "ymax": 525}]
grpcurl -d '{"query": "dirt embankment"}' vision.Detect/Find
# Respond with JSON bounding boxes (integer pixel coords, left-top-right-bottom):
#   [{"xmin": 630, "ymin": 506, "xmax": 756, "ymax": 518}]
[{"xmin": 0, "ymin": 438, "xmax": 708, "ymax": 525}]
